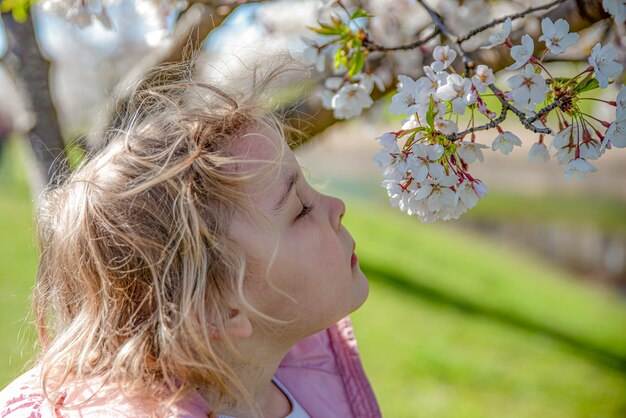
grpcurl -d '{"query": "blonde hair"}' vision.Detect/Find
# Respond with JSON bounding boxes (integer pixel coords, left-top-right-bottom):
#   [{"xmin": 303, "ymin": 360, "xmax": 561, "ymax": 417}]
[{"xmin": 33, "ymin": 58, "xmax": 306, "ymax": 417}]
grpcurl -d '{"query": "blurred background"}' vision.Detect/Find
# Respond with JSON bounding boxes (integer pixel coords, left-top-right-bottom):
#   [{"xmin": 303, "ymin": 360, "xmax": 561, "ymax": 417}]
[{"xmin": 1, "ymin": 0, "xmax": 625, "ymax": 417}]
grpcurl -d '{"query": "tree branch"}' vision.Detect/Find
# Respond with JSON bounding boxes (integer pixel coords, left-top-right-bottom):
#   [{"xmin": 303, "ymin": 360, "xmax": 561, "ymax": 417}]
[
  {"xmin": 457, "ymin": 0, "xmax": 567, "ymax": 44},
  {"xmin": 472, "ymin": 0, "xmax": 609, "ymax": 71},
  {"xmin": 287, "ymin": 0, "xmax": 608, "ymax": 144},
  {"xmin": 489, "ymin": 85, "xmax": 552, "ymax": 134},
  {"xmin": 416, "ymin": 0, "xmax": 473, "ymax": 75},
  {"xmin": 363, "ymin": 28, "xmax": 440, "ymax": 52},
  {"xmin": 449, "ymin": 105, "xmax": 509, "ymax": 141}
]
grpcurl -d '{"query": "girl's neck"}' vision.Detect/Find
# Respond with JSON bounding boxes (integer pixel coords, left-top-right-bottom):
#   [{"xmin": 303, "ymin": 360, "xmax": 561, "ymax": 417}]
[{"xmin": 200, "ymin": 344, "xmax": 293, "ymax": 418}]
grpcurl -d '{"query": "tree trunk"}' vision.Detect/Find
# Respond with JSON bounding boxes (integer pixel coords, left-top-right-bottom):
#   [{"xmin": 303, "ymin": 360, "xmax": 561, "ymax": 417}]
[{"xmin": 2, "ymin": 11, "xmax": 69, "ymax": 196}]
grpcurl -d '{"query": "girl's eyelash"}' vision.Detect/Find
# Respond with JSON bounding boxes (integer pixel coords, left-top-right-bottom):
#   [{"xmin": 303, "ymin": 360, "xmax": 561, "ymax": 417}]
[{"xmin": 295, "ymin": 201, "xmax": 314, "ymax": 222}]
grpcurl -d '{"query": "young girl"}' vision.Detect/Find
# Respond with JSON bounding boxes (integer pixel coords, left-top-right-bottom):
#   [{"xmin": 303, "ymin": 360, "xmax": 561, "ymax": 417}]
[{"xmin": 0, "ymin": 61, "xmax": 381, "ymax": 417}]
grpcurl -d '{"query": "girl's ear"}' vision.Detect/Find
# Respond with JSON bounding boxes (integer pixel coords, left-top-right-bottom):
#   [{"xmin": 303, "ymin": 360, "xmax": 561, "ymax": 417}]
[{"xmin": 211, "ymin": 309, "xmax": 253, "ymax": 340}]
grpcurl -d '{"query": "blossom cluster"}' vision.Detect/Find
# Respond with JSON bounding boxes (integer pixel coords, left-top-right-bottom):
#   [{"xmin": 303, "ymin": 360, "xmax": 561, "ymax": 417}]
[
  {"xmin": 372, "ymin": 46, "xmax": 491, "ymax": 223},
  {"xmin": 307, "ymin": 3, "xmax": 626, "ymax": 223},
  {"xmin": 304, "ymin": 6, "xmax": 391, "ymax": 120}
]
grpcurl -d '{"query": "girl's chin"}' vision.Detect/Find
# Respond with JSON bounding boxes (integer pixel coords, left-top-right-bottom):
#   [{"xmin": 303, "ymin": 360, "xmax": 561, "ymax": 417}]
[{"xmin": 349, "ymin": 271, "xmax": 370, "ymax": 313}]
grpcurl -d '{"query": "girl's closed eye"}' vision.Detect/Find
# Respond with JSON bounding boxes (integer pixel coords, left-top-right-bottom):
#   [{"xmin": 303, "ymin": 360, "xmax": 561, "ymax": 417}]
[{"xmin": 294, "ymin": 197, "xmax": 314, "ymax": 223}]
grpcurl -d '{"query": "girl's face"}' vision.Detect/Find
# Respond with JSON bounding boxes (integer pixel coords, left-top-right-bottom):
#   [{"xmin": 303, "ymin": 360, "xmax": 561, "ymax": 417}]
[{"xmin": 228, "ymin": 124, "xmax": 369, "ymax": 343}]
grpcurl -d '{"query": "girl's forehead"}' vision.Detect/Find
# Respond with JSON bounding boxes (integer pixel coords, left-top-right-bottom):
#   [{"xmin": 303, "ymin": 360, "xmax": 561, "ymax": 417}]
[
  {"xmin": 230, "ymin": 125, "xmax": 299, "ymax": 211},
  {"xmin": 230, "ymin": 123, "xmax": 288, "ymax": 161}
]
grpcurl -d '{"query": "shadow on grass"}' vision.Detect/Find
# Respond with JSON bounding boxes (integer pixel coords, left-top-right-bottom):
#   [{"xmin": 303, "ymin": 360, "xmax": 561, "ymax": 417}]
[{"xmin": 361, "ymin": 261, "xmax": 626, "ymax": 375}]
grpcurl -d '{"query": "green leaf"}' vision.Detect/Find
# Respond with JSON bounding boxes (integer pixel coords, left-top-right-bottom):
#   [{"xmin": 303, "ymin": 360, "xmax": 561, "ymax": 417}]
[
  {"xmin": 426, "ymin": 96, "xmax": 436, "ymax": 128},
  {"xmin": 553, "ymin": 77, "xmax": 570, "ymax": 86},
  {"xmin": 334, "ymin": 48, "xmax": 348, "ymax": 70},
  {"xmin": 574, "ymin": 77, "xmax": 600, "ymax": 93},
  {"xmin": 350, "ymin": 8, "xmax": 371, "ymax": 20},
  {"xmin": 348, "ymin": 50, "xmax": 365, "ymax": 79},
  {"xmin": 1, "ymin": 0, "xmax": 32, "ymax": 21},
  {"xmin": 307, "ymin": 24, "xmax": 342, "ymax": 36}
]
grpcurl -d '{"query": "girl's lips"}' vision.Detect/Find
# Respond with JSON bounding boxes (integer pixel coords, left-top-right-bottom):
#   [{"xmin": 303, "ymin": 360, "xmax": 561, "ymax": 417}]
[{"xmin": 351, "ymin": 253, "xmax": 358, "ymax": 267}]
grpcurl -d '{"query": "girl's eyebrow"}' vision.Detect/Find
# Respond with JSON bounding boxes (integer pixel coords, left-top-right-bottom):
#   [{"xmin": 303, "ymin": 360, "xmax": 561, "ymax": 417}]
[{"xmin": 274, "ymin": 172, "xmax": 299, "ymax": 214}]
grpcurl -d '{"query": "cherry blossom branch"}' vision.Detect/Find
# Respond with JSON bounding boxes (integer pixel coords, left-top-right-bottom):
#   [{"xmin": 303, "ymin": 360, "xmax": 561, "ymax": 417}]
[
  {"xmin": 415, "ymin": 0, "xmax": 474, "ymax": 75},
  {"xmin": 363, "ymin": 28, "xmax": 440, "ymax": 51},
  {"xmin": 394, "ymin": 0, "xmax": 568, "ymax": 133},
  {"xmin": 527, "ymin": 96, "xmax": 569, "ymax": 125},
  {"xmin": 457, "ymin": 0, "xmax": 568, "ymax": 44},
  {"xmin": 448, "ymin": 105, "xmax": 509, "ymax": 141},
  {"xmin": 489, "ymin": 85, "xmax": 553, "ymax": 134}
]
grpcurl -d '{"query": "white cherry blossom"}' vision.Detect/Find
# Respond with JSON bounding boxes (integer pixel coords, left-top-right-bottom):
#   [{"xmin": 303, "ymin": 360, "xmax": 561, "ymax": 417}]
[
  {"xmin": 401, "ymin": 114, "xmax": 421, "ymax": 130},
  {"xmin": 506, "ymin": 34, "xmax": 534, "ymax": 70},
  {"xmin": 588, "ymin": 43, "xmax": 624, "ymax": 89},
  {"xmin": 434, "ymin": 117, "xmax": 458, "ymax": 135},
  {"xmin": 492, "ymin": 131, "xmax": 522, "ymax": 155},
  {"xmin": 376, "ymin": 132, "xmax": 399, "ymax": 152},
  {"xmin": 319, "ymin": 89, "xmax": 335, "ymax": 108},
  {"xmin": 303, "ymin": 45, "xmax": 326, "ymax": 73},
  {"xmin": 382, "ymin": 179, "xmax": 411, "ymax": 209},
  {"xmin": 455, "ymin": 180, "xmax": 480, "ymax": 209},
  {"xmin": 482, "ymin": 17, "xmax": 512, "ymax": 49},
  {"xmin": 555, "ymin": 146, "xmax": 575, "ymax": 165},
  {"xmin": 471, "ymin": 65, "xmax": 495, "ymax": 93},
  {"xmin": 331, "ymin": 83, "xmax": 373, "ymax": 119},
  {"xmin": 604, "ymin": 119, "xmax": 626, "ymax": 148},
  {"xmin": 563, "ymin": 158, "xmax": 597, "ymax": 180},
  {"xmin": 538, "ymin": 18, "xmax": 580, "ymax": 55},
  {"xmin": 457, "ymin": 141, "xmax": 488, "ymax": 164},
  {"xmin": 373, "ymin": 149, "xmax": 393, "ymax": 170},
  {"xmin": 580, "ymin": 141, "xmax": 602, "ymax": 160},
  {"xmin": 603, "ymin": 0, "xmax": 626, "ymax": 24},
  {"xmin": 431, "ymin": 45, "xmax": 457, "ymax": 72},
  {"xmin": 436, "ymin": 74, "xmax": 474, "ymax": 115},
  {"xmin": 325, "ymin": 77, "xmax": 343, "ymax": 90},
  {"xmin": 413, "ymin": 174, "xmax": 459, "ymax": 212},
  {"xmin": 550, "ymin": 124, "xmax": 574, "ymax": 149},
  {"xmin": 401, "ymin": 191, "xmax": 428, "ymax": 217},
  {"xmin": 527, "ymin": 142, "xmax": 550, "ymax": 163},
  {"xmin": 416, "ymin": 66, "xmax": 447, "ymax": 96},
  {"xmin": 473, "ymin": 181, "xmax": 488, "ymax": 198},
  {"xmin": 65, "ymin": 5, "xmax": 93, "ymax": 28},
  {"xmin": 506, "ymin": 64, "xmax": 547, "ymax": 110},
  {"xmin": 412, "ymin": 143, "xmax": 445, "ymax": 182},
  {"xmin": 389, "ymin": 75, "xmax": 420, "ymax": 115},
  {"xmin": 394, "ymin": 152, "xmax": 420, "ymax": 178},
  {"xmin": 319, "ymin": 77, "xmax": 344, "ymax": 109},
  {"xmin": 93, "ymin": 8, "xmax": 113, "ymax": 29},
  {"xmin": 416, "ymin": 97, "xmax": 447, "ymax": 123}
]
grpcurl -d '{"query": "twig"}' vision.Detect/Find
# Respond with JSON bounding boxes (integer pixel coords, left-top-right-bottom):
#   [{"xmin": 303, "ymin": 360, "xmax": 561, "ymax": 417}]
[
  {"xmin": 448, "ymin": 105, "xmax": 509, "ymax": 140},
  {"xmin": 365, "ymin": 0, "xmax": 567, "ymax": 137},
  {"xmin": 364, "ymin": 29, "xmax": 440, "ymax": 51},
  {"xmin": 457, "ymin": 0, "xmax": 568, "ymax": 44},
  {"xmin": 489, "ymin": 84, "xmax": 553, "ymax": 134},
  {"xmin": 415, "ymin": 0, "xmax": 474, "ymax": 75},
  {"xmin": 527, "ymin": 96, "xmax": 567, "ymax": 125}
]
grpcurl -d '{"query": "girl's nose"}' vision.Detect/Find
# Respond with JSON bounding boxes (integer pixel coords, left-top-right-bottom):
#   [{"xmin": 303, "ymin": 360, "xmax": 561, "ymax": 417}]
[{"xmin": 327, "ymin": 195, "xmax": 346, "ymax": 232}]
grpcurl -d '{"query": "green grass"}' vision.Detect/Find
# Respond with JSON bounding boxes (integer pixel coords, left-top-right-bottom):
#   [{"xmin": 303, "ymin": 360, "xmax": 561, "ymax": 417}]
[
  {"xmin": 352, "ymin": 279, "xmax": 626, "ymax": 418},
  {"xmin": 0, "ymin": 138, "xmax": 38, "ymax": 384},
  {"xmin": 345, "ymin": 205, "xmax": 626, "ymax": 365},
  {"xmin": 344, "ymin": 205, "xmax": 626, "ymax": 417},
  {"xmin": 464, "ymin": 191, "xmax": 626, "ymax": 233},
  {"xmin": 1, "ymin": 137, "xmax": 626, "ymax": 417}
]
